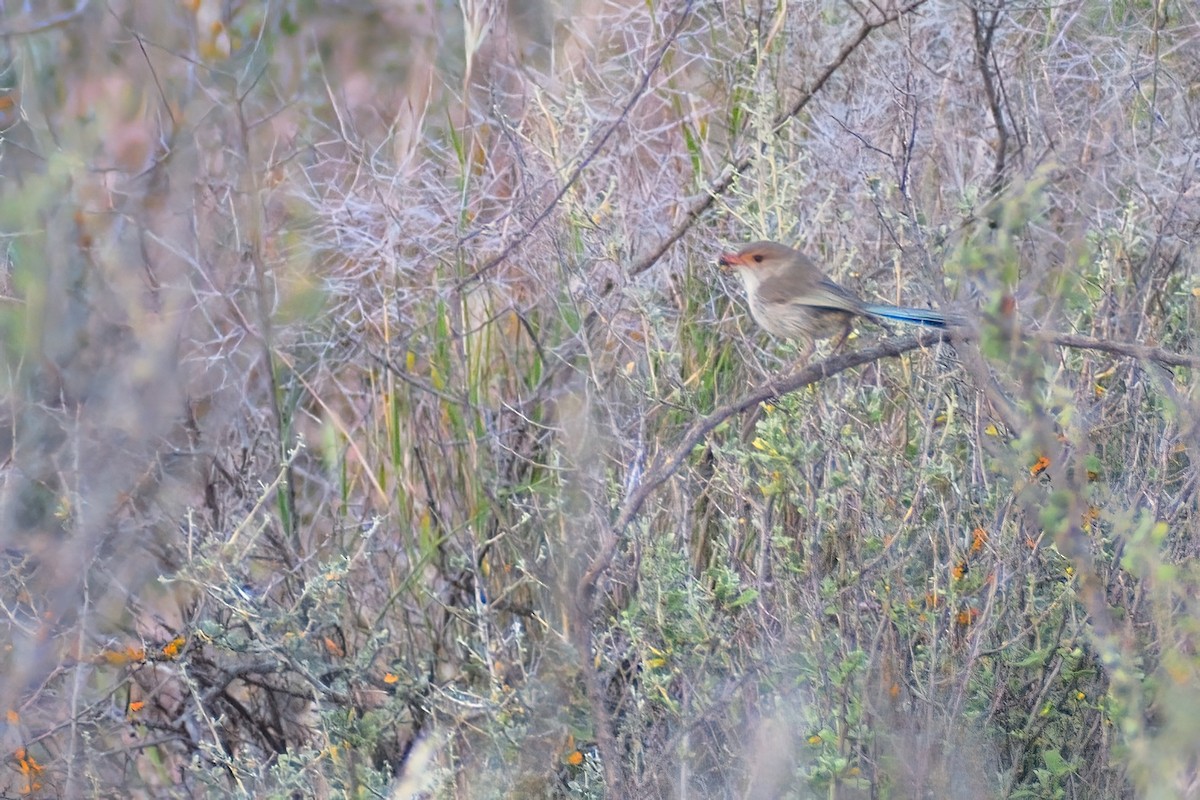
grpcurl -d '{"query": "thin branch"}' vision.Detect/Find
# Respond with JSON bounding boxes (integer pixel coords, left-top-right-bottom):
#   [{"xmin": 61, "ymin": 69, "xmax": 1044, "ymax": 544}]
[
  {"xmin": 1037, "ymin": 330, "xmax": 1200, "ymax": 369},
  {"xmin": 971, "ymin": 2, "xmax": 1010, "ymax": 197}
]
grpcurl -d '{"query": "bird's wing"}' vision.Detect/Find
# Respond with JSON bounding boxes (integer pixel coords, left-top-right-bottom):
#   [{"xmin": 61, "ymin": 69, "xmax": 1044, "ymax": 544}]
[{"xmin": 757, "ymin": 269, "xmax": 866, "ymax": 315}]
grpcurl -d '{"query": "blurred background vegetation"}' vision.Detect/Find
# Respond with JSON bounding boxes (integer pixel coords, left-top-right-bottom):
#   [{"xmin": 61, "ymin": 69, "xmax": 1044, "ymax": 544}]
[{"xmin": 0, "ymin": 0, "xmax": 1197, "ymax": 797}]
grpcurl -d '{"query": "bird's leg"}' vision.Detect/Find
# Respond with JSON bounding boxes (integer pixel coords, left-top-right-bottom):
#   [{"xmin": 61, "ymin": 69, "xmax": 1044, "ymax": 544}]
[
  {"xmin": 830, "ymin": 319, "xmax": 854, "ymax": 352},
  {"xmin": 786, "ymin": 337, "xmax": 816, "ymax": 373}
]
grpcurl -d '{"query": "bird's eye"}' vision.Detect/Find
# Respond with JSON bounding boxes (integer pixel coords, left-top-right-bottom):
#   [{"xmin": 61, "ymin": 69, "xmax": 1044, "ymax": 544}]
[{"xmin": 752, "ymin": 254, "xmax": 763, "ymax": 263}]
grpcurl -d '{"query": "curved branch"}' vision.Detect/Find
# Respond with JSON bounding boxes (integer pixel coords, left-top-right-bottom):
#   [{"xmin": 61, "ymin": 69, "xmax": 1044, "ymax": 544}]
[{"xmin": 578, "ymin": 328, "xmax": 949, "ymax": 600}]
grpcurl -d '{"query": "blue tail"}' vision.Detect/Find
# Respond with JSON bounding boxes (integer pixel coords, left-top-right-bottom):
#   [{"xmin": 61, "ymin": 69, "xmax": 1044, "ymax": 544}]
[{"xmin": 863, "ymin": 304, "xmax": 946, "ymax": 328}]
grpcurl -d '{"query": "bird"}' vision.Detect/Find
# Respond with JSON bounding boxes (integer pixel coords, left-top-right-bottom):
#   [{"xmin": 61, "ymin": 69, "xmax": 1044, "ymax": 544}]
[{"xmin": 718, "ymin": 241, "xmax": 947, "ymax": 352}]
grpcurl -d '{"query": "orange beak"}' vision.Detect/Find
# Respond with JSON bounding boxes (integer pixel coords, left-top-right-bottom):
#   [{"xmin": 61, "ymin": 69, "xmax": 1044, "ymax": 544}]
[{"xmin": 717, "ymin": 251, "xmax": 741, "ymax": 272}]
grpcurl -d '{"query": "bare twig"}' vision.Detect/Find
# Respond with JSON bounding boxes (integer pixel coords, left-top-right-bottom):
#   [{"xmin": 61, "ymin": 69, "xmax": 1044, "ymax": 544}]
[
  {"xmin": 1036, "ymin": 330, "xmax": 1200, "ymax": 369},
  {"xmin": 971, "ymin": 2, "xmax": 1011, "ymax": 197}
]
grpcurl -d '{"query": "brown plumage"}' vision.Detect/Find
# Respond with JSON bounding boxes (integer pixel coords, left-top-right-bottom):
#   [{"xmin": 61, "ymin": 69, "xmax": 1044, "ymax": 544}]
[{"xmin": 718, "ymin": 241, "xmax": 945, "ymax": 350}]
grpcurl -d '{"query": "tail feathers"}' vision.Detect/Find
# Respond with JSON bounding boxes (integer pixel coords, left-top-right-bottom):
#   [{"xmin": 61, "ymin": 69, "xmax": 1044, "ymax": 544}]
[{"xmin": 863, "ymin": 304, "xmax": 946, "ymax": 328}]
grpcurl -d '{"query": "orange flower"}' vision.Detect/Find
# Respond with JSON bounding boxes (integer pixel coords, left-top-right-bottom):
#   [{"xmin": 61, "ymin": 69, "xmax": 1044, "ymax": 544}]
[
  {"xmin": 161, "ymin": 636, "xmax": 186, "ymax": 660},
  {"xmin": 971, "ymin": 528, "xmax": 988, "ymax": 553},
  {"xmin": 15, "ymin": 747, "xmax": 44, "ymax": 793}
]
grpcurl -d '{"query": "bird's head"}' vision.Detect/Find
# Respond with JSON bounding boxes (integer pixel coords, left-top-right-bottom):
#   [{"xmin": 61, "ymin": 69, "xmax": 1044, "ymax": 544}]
[{"xmin": 717, "ymin": 241, "xmax": 797, "ymax": 277}]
